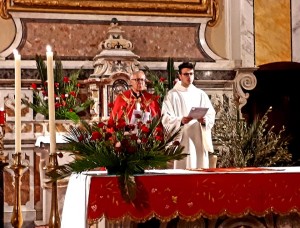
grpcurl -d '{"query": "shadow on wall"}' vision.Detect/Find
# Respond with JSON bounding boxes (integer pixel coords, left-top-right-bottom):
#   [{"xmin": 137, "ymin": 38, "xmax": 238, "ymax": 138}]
[{"xmin": 242, "ymin": 61, "xmax": 300, "ymax": 165}]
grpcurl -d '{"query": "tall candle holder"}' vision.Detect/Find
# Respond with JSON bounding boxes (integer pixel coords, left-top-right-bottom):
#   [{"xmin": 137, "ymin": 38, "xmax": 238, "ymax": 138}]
[
  {"xmin": 45, "ymin": 45, "xmax": 61, "ymax": 228},
  {"xmin": 8, "ymin": 152, "xmax": 28, "ymax": 228},
  {"xmin": 0, "ymin": 123, "xmax": 8, "ymax": 228},
  {"xmin": 46, "ymin": 152, "xmax": 61, "ymax": 228}
]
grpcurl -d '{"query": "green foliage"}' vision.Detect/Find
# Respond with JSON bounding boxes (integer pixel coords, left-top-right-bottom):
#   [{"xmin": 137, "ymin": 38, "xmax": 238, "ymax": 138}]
[
  {"xmin": 213, "ymin": 97, "xmax": 292, "ymax": 167},
  {"xmin": 167, "ymin": 57, "xmax": 176, "ymax": 90},
  {"xmin": 21, "ymin": 55, "xmax": 94, "ymax": 123},
  {"xmin": 144, "ymin": 57, "xmax": 176, "ymax": 106},
  {"xmin": 46, "ymin": 115, "xmax": 187, "ymax": 202},
  {"xmin": 144, "ymin": 66, "xmax": 166, "ymax": 106}
]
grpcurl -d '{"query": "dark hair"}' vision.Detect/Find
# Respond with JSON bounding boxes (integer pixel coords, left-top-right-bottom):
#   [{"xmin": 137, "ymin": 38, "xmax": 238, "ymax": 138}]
[{"xmin": 178, "ymin": 62, "xmax": 194, "ymax": 74}]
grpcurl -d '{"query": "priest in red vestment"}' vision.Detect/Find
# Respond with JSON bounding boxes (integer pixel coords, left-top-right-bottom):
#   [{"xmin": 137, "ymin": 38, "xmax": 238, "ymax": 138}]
[{"xmin": 110, "ymin": 70, "xmax": 161, "ymax": 122}]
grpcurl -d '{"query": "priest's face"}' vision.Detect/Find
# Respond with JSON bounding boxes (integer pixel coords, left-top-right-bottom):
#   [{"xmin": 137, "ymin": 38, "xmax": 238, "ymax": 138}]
[
  {"xmin": 130, "ymin": 71, "xmax": 146, "ymax": 93},
  {"xmin": 179, "ymin": 68, "xmax": 194, "ymax": 88}
]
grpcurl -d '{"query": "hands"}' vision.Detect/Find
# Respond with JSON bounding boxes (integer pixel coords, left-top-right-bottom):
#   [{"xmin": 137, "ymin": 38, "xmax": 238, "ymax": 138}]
[
  {"xmin": 181, "ymin": 116, "xmax": 206, "ymax": 125},
  {"xmin": 181, "ymin": 116, "xmax": 193, "ymax": 125},
  {"xmin": 198, "ymin": 117, "xmax": 205, "ymax": 125}
]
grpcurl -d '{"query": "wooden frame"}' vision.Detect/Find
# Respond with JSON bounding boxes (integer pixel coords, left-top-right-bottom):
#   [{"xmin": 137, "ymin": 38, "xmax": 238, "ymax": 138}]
[{"xmin": 1, "ymin": 0, "xmax": 216, "ymax": 19}]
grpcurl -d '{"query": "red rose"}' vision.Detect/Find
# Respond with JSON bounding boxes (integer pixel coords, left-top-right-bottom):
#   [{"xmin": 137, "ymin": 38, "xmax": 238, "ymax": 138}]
[
  {"xmin": 117, "ymin": 118, "xmax": 126, "ymax": 129},
  {"xmin": 69, "ymin": 91, "xmax": 76, "ymax": 97},
  {"xmin": 155, "ymin": 126, "xmax": 163, "ymax": 132},
  {"xmin": 131, "ymin": 134, "xmax": 138, "ymax": 141},
  {"xmin": 107, "ymin": 119, "xmax": 115, "ymax": 128},
  {"xmin": 141, "ymin": 125, "xmax": 150, "ymax": 133},
  {"xmin": 63, "ymin": 76, "xmax": 70, "ymax": 83},
  {"xmin": 125, "ymin": 124, "xmax": 135, "ymax": 131},
  {"xmin": 55, "ymin": 103, "xmax": 61, "ymax": 108},
  {"xmin": 141, "ymin": 137, "xmax": 148, "ymax": 143},
  {"xmin": 155, "ymin": 135, "xmax": 164, "ymax": 141},
  {"xmin": 31, "ymin": 83, "xmax": 37, "ymax": 90},
  {"xmin": 91, "ymin": 131, "xmax": 101, "ymax": 141},
  {"xmin": 97, "ymin": 122, "xmax": 106, "ymax": 129}
]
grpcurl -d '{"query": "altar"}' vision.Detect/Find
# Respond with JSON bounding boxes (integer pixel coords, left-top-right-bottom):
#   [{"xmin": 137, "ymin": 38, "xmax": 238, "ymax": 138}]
[{"xmin": 61, "ymin": 167, "xmax": 300, "ymax": 228}]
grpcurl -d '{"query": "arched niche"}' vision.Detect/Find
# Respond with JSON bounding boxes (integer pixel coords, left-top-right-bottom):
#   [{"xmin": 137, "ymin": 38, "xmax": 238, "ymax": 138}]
[{"xmin": 243, "ymin": 61, "xmax": 300, "ymax": 165}]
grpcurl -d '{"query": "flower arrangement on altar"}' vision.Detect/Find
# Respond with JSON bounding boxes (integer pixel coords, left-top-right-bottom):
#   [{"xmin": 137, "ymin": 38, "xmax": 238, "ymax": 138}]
[
  {"xmin": 47, "ymin": 110, "xmax": 187, "ymax": 202},
  {"xmin": 21, "ymin": 55, "xmax": 94, "ymax": 123}
]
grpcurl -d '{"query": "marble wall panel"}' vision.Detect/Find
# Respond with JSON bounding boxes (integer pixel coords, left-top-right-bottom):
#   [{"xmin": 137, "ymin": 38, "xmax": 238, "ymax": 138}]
[
  {"xmin": 291, "ymin": 0, "xmax": 300, "ymax": 62},
  {"xmin": 241, "ymin": 0, "xmax": 255, "ymax": 67},
  {"xmin": 254, "ymin": 0, "xmax": 291, "ymax": 66},
  {"xmin": 19, "ymin": 21, "xmax": 208, "ymax": 62}
]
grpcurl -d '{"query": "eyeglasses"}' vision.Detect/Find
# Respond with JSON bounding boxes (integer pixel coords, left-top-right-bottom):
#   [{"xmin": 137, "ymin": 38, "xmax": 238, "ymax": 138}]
[
  {"xmin": 131, "ymin": 78, "xmax": 145, "ymax": 82},
  {"xmin": 182, "ymin": 72, "xmax": 194, "ymax": 76}
]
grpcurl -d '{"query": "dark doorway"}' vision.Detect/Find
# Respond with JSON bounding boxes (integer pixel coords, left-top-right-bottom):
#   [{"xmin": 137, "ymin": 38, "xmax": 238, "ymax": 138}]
[{"xmin": 242, "ymin": 61, "xmax": 300, "ymax": 165}]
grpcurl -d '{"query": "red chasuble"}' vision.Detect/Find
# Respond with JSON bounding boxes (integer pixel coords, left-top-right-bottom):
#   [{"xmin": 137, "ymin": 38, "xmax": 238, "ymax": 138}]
[{"xmin": 110, "ymin": 89, "xmax": 161, "ymax": 120}]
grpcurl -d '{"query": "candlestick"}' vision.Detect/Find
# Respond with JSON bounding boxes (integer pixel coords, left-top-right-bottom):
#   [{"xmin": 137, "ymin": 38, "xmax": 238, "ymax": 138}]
[
  {"xmin": 13, "ymin": 50, "xmax": 21, "ymax": 154},
  {"xmin": 46, "ymin": 45, "xmax": 56, "ymax": 155},
  {"xmin": 0, "ymin": 108, "xmax": 5, "ymax": 125}
]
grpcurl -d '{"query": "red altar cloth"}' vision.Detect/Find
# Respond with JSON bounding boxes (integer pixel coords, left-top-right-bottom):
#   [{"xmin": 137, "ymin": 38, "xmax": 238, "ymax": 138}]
[{"xmin": 87, "ymin": 169, "xmax": 300, "ymax": 223}]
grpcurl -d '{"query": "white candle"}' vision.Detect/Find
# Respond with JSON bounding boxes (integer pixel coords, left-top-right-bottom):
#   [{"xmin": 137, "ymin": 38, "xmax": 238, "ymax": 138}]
[
  {"xmin": 46, "ymin": 45, "xmax": 56, "ymax": 154},
  {"xmin": 136, "ymin": 101, "xmax": 140, "ymax": 111},
  {"xmin": 14, "ymin": 49, "xmax": 22, "ymax": 153}
]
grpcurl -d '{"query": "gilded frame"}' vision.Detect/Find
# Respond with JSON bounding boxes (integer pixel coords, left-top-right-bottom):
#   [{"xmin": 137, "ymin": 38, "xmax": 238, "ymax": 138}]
[{"xmin": 1, "ymin": 0, "xmax": 217, "ymax": 20}]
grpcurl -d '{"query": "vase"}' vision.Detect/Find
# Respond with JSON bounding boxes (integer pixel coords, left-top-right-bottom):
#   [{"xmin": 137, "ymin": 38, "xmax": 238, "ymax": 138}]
[{"xmin": 106, "ymin": 166, "xmax": 145, "ymax": 175}]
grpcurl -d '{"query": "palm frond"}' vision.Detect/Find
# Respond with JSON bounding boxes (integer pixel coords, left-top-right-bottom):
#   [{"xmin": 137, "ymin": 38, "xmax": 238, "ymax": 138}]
[{"xmin": 46, "ymin": 115, "xmax": 187, "ymax": 202}]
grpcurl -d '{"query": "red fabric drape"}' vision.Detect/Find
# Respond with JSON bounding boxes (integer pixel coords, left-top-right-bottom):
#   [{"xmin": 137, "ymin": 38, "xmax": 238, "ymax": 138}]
[{"xmin": 87, "ymin": 170, "xmax": 300, "ymax": 223}]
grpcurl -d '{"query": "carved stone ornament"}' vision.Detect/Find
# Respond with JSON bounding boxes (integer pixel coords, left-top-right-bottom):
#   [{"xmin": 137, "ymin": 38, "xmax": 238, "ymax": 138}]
[
  {"xmin": 234, "ymin": 67, "xmax": 258, "ymax": 109},
  {"xmin": 90, "ymin": 18, "xmax": 140, "ymax": 79}
]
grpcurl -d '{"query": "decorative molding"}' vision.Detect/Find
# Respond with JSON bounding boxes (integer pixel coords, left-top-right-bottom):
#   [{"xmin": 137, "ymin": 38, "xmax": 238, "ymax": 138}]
[
  {"xmin": 207, "ymin": 0, "xmax": 219, "ymax": 27},
  {"xmin": 1, "ymin": 0, "xmax": 216, "ymax": 19},
  {"xmin": 199, "ymin": 24, "xmax": 223, "ymax": 61},
  {"xmin": 0, "ymin": 18, "xmax": 23, "ymax": 60},
  {"xmin": 0, "ymin": 0, "xmax": 9, "ymax": 19},
  {"xmin": 233, "ymin": 67, "xmax": 257, "ymax": 109}
]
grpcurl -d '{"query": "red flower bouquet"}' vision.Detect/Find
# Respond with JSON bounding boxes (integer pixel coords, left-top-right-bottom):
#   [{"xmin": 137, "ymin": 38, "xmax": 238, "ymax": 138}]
[
  {"xmin": 22, "ymin": 55, "xmax": 93, "ymax": 122},
  {"xmin": 47, "ymin": 113, "xmax": 186, "ymax": 202}
]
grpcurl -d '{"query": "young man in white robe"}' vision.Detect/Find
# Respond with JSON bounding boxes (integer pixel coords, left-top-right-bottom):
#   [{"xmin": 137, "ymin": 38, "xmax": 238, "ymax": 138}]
[{"xmin": 161, "ymin": 62, "xmax": 216, "ymax": 169}]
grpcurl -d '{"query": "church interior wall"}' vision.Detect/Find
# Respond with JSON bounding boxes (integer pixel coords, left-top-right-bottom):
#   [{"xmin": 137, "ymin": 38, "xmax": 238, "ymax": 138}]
[
  {"xmin": 0, "ymin": 0, "xmax": 299, "ymax": 226},
  {"xmin": 254, "ymin": 0, "xmax": 292, "ymax": 65}
]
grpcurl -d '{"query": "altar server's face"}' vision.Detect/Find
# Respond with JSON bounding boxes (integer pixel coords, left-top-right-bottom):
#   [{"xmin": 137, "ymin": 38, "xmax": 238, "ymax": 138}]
[{"xmin": 179, "ymin": 68, "xmax": 194, "ymax": 88}]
